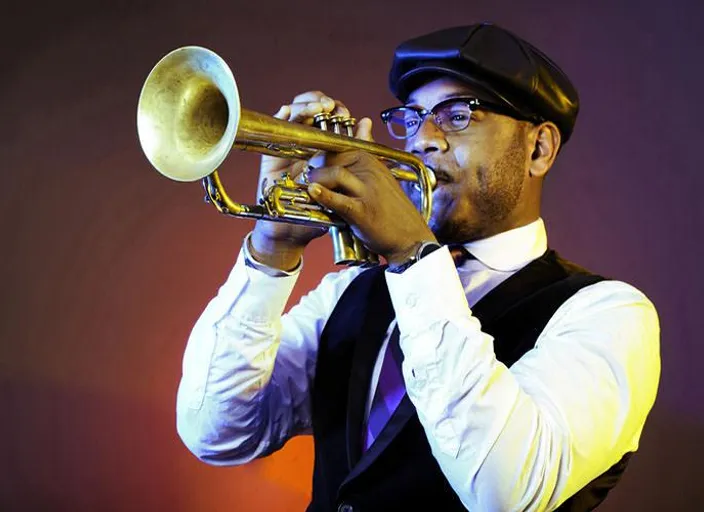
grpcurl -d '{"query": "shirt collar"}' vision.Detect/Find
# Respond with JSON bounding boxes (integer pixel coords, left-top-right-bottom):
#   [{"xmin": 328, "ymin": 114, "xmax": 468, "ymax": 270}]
[{"xmin": 461, "ymin": 218, "xmax": 548, "ymax": 272}]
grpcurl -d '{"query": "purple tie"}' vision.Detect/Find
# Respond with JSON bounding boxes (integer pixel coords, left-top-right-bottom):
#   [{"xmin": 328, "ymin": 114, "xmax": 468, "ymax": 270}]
[
  {"xmin": 363, "ymin": 328, "xmax": 404, "ymax": 451},
  {"xmin": 363, "ymin": 245, "xmax": 472, "ymax": 451}
]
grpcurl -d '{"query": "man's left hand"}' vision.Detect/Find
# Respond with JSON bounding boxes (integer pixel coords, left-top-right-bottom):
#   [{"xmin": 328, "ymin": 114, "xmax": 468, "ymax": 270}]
[{"xmin": 306, "ymin": 118, "xmax": 436, "ymax": 266}]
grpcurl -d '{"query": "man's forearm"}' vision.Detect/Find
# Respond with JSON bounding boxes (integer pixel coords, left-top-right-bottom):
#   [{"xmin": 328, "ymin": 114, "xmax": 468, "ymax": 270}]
[{"xmin": 176, "ymin": 244, "xmax": 303, "ymax": 464}]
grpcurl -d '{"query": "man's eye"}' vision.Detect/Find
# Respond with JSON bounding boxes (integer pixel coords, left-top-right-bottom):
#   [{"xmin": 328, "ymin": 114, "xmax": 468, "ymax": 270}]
[
  {"xmin": 405, "ymin": 119, "xmax": 419, "ymax": 128},
  {"xmin": 448, "ymin": 113, "xmax": 469, "ymax": 127}
]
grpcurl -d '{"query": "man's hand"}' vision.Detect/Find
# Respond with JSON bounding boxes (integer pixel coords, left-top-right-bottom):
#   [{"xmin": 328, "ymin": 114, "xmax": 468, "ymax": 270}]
[
  {"xmin": 251, "ymin": 91, "xmax": 357, "ymax": 271},
  {"xmin": 305, "ymin": 119, "xmax": 436, "ymax": 266}
]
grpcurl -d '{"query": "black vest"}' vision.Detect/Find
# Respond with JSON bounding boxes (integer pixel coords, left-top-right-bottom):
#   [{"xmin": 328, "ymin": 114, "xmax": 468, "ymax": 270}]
[{"xmin": 307, "ymin": 250, "xmax": 631, "ymax": 512}]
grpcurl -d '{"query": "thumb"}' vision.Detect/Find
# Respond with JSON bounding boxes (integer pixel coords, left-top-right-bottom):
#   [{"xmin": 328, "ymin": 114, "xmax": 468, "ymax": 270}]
[{"xmin": 354, "ymin": 117, "xmax": 374, "ymax": 142}]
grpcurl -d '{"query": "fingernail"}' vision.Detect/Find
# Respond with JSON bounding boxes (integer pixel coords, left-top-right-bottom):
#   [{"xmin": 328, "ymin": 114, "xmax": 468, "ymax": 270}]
[
  {"xmin": 309, "ymin": 184, "xmax": 322, "ymax": 196},
  {"xmin": 321, "ymin": 97, "xmax": 334, "ymax": 108}
]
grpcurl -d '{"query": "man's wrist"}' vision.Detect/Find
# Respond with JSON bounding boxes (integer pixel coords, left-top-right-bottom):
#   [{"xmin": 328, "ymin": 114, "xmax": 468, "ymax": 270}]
[
  {"xmin": 387, "ymin": 240, "xmax": 441, "ymax": 273},
  {"xmin": 248, "ymin": 231, "xmax": 305, "ymax": 273}
]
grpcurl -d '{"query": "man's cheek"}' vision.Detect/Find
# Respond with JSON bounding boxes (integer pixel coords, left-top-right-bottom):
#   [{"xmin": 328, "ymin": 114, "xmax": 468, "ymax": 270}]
[{"xmin": 453, "ymin": 145, "xmax": 472, "ymax": 170}]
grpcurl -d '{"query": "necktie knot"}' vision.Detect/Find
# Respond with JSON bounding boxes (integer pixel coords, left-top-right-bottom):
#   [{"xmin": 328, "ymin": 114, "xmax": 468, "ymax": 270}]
[{"xmin": 448, "ymin": 245, "xmax": 472, "ymax": 267}]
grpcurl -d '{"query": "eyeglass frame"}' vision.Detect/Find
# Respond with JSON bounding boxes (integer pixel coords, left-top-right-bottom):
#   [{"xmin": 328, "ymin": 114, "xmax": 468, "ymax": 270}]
[{"xmin": 379, "ymin": 96, "xmax": 543, "ymax": 140}]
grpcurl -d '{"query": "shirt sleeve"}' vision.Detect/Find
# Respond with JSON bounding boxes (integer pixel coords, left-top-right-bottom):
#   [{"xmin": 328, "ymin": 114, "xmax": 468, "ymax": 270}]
[
  {"xmin": 385, "ymin": 246, "xmax": 661, "ymax": 511},
  {"xmin": 176, "ymin": 234, "xmax": 364, "ymax": 465}
]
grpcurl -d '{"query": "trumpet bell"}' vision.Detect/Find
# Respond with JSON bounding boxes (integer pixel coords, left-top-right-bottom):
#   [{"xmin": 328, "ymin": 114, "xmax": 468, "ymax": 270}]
[{"xmin": 137, "ymin": 46, "xmax": 241, "ymax": 182}]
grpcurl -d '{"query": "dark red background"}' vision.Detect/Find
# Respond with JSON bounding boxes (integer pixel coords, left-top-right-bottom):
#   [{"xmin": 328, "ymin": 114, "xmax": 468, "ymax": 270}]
[{"xmin": 1, "ymin": 0, "xmax": 702, "ymax": 510}]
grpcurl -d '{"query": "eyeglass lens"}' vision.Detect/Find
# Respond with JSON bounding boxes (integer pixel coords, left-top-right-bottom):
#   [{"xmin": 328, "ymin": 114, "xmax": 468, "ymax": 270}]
[{"xmin": 386, "ymin": 100, "xmax": 473, "ymax": 139}]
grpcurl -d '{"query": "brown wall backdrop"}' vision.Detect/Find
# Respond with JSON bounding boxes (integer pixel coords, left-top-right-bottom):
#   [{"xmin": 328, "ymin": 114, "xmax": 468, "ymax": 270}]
[{"xmin": 1, "ymin": 0, "xmax": 702, "ymax": 510}]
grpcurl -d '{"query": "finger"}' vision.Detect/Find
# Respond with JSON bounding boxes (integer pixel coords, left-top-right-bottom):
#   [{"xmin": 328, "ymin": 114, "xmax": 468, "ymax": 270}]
[
  {"xmin": 291, "ymin": 91, "xmax": 330, "ymax": 104},
  {"xmin": 273, "ymin": 105, "xmax": 291, "ymax": 120},
  {"xmin": 308, "ymin": 183, "xmax": 361, "ymax": 221},
  {"xmin": 261, "ymin": 148, "xmax": 310, "ymax": 176},
  {"xmin": 324, "ymin": 150, "xmax": 377, "ymax": 171},
  {"xmin": 289, "ymin": 160, "xmax": 312, "ymax": 182},
  {"xmin": 331, "ymin": 100, "xmax": 351, "ymax": 118},
  {"xmin": 307, "ymin": 165, "xmax": 366, "ymax": 197},
  {"xmin": 293, "ymin": 93, "xmax": 341, "ymax": 115},
  {"xmin": 354, "ymin": 117, "xmax": 374, "ymax": 142},
  {"xmin": 288, "ymin": 98, "xmax": 335, "ymax": 124}
]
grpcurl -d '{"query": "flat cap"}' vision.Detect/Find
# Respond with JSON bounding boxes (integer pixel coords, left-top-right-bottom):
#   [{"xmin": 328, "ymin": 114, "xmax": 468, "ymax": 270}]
[{"xmin": 389, "ymin": 23, "xmax": 579, "ymax": 142}]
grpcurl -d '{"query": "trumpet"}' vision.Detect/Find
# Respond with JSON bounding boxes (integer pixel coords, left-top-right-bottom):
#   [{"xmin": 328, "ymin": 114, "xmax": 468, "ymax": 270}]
[{"xmin": 137, "ymin": 46, "xmax": 435, "ymax": 266}]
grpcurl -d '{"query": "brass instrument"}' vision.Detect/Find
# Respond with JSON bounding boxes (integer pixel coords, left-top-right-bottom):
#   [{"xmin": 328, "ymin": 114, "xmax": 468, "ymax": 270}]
[{"xmin": 137, "ymin": 46, "xmax": 435, "ymax": 265}]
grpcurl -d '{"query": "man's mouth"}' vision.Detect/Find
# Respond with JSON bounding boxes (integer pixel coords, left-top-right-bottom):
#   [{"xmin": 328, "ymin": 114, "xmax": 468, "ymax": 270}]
[
  {"xmin": 428, "ymin": 165, "xmax": 452, "ymax": 185},
  {"xmin": 434, "ymin": 171, "xmax": 452, "ymax": 184},
  {"xmin": 414, "ymin": 165, "xmax": 451, "ymax": 191}
]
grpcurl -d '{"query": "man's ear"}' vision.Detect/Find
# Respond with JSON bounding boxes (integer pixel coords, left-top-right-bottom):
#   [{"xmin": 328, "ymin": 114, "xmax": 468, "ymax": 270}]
[{"xmin": 529, "ymin": 122, "xmax": 561, "ymax": 178}]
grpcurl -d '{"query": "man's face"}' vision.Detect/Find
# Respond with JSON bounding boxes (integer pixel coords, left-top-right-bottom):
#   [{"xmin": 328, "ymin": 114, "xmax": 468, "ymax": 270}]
[{"xmin": 400, "ymin": 77, "xmax": 532, "ymax": 243}]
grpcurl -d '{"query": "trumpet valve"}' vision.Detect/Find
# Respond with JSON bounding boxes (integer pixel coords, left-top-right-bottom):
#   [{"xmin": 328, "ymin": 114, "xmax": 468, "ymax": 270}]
[
  {"xmin": 328, "ymin": 115, "xmax": 345, "ymax": 134},
  {"xmin": 342, "ymin": 117, "xmax": 356, "ymax": 137},
  {"xmin": 314, "ymin": 112, "xmax": 355, "ymax": 137},
  {"xmin": 313, "ymin": 113, "xmax": 331, "ymax": 131}
]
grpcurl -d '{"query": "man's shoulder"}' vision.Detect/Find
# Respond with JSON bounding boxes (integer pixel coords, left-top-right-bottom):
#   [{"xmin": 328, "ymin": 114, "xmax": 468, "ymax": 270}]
[
  {"xmin": 536, "ymin": 249, "xmax": 602, "ymax": 278},
  {"xmin": 547, "ymin": 250, "xmax": 652, "ymax": 299},
  {"xmin": 538, "ymin": 251, "xmax": 658, "ymax": 316},
  {"xmin": 542, "ymin": 257, "xmax": 658, "ymax": 324}
]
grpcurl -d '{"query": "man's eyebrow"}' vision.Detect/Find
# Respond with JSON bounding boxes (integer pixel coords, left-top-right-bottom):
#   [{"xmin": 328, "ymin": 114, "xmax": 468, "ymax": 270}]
[{"xmin": 405, "ymin": 92, "xmax": 471, "ymax": 107}]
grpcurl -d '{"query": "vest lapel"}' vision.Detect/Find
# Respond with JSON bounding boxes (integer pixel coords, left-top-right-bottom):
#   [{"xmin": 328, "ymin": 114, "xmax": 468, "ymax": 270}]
[{"xmin": 471, "ymin": 249, "xmax": 557, "ymax": 325}]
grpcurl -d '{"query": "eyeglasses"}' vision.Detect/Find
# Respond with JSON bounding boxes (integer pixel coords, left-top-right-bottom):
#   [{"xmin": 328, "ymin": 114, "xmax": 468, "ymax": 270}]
[{"xmin": 380, "ymin": 96, "xmax": 537, "ymax": 140}]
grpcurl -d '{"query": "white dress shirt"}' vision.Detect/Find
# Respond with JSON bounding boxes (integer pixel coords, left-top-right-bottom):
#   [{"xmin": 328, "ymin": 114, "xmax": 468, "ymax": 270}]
[{"xmin": 176, "ymin": 218, "xmax": 660, "ymax": 511}]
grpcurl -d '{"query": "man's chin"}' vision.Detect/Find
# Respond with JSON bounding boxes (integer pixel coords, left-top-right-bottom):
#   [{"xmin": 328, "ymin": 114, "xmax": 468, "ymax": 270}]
[{"xmin": 428, "ymin": 207, "xmax": 480, "ymax": 245}]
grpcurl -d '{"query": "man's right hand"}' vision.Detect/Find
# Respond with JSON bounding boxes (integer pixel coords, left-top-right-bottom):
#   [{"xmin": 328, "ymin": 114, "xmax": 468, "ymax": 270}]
[{"xmin": 250, "ymin": 91, "xmax": 353, "ymax": 271}]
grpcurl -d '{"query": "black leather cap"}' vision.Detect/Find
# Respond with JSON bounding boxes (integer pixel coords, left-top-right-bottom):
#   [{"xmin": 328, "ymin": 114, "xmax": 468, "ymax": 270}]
[{"xmin": 389, "ymin": 23, "xmax": 579, "ymax": 142}]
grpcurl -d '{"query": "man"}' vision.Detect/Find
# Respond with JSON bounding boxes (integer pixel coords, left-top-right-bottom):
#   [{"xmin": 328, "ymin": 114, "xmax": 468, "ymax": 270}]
[{"xmin": 176, "ymin": 23, "xmax": 660, "ymax": 511}]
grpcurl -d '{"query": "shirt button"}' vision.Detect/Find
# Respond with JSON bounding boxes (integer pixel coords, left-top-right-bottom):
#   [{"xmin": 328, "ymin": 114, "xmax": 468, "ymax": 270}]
[
  {"xmin": 337, "ymin": 503, "xmax": 355, "ymax": 512},
  {"xmin": 411, "ymin": 366, "xmax": 426, "ymax": 385}
]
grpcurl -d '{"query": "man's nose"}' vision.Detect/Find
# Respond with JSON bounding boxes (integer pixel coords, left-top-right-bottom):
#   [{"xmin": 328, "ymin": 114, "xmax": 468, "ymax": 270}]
[{"xmin": 407, "ymin": 117, "xmax": 449, "ymax": 155}]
